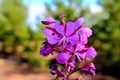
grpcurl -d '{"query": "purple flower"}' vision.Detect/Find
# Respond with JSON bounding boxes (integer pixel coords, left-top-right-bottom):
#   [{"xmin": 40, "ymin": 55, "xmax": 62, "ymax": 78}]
[
  {"xmin": 76, "ymin": 45, "xmax": 96, "ymax": 62},
  {"xmin": 75, "ymin": 43, "xmax": 86, "ymax": 63},
  {"xmin": 40, "ymin": 13, "xmax": 97, "ymax": 79},
  {"xmin": 56, "ymin": 43, "xmax": 96, "ymax": 65},
  {"xmin": 42, "ymin": 18, "xmax": 84, "ymax": 45},
  {"xmin": 55, "ymin": 43, "xmax": 85, "ymax": 64},
  {"xmin": 80, "ymin": 63, "xmax": 96, "ymax": 76}
]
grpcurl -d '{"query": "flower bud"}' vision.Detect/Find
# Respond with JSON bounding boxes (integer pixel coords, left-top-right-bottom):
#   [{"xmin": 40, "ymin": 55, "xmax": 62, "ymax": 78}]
[
  {"xmin": 41, "ymin": 21, "xmax": 55, "ymax": 25},
  {"xmin": 40, "ymin": 45, "xmax": 52, "ymax": 56},
  {"xmin": 50, "ymin": 70, "xmax": 56, "ymax": 75},
  {"xmin": 80, "ymin": 63, "xmax": 96, "ymax": 76},
  {"xmin": 61, "ymin": 68, "xmax": 66, "ymax": 73}
]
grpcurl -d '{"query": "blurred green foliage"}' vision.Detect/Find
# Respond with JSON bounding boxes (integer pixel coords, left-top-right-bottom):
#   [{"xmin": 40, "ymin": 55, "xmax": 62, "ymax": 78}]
[
  {"xmin": 91, "ymin": 0, "xmax": 120, "ymax": 66},
  {"xmin": 0, "ymin": 0, "xmax": 47, "ymax": 68}
]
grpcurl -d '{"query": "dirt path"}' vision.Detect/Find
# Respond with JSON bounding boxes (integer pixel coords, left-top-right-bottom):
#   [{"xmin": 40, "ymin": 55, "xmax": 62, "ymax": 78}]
[
  {"xmin": 0, "ymin": 59, "xmax": 51, "ymax": 80},
  {"xmin": 0, "ymin": 59, "xmax": 118, "ymax": 80}
]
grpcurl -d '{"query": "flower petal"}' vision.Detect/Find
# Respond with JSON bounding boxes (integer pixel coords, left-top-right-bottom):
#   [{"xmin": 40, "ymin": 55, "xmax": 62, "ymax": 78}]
[
  {"xmin": 56, "ymin": 53, "xmax": 71, "ymax": 64},
  {"xmin": 66, "ymin": 22, "xmax": 75, "ymax": 35},
  {"xmin": 47, "ymin": 17, "xmax": 55, "ymax": 21},
  {"xmin": 47, "ymin": 36, "xmax": 60, "ymax": 44},
  {"xmin": 89, "ymin": 62, "xmax": 96, "ymax": 69},
  {"xmin": 79, "ymin": 28, "xmax": 89, "ymax": 44},
  {"xmin": 74, "ymin": 17, "xmax": 84, "ymax": 28},
  {"xmin": 90, "ymin": 69, "xmax": 96, "ymax": 76},
  {"xmin": 67, "ymin": 34, "xmax": 79, "ymax": 45},
  {"xmin": 80, "ymin": 35, "xmax": 88, "ymax": 44},
  {"xmin": 43, "ymin": 28, "xmax": 53, "ymax": 37},
  {"xmin": 47, "ymin": 17, "xmax": 57, "ymax": 27},
  {"xmin": 86, "ymin": 47, "xmax": 97, "ymax": 59},
  {"xmin": 75, "ymin": 43, "xmax": 85, "ymax": 51},
  {"xmin": 83, "ymin": 28, "xmax": 92, "ymax": 37},
  {"xmin": 76, "ymin": 52, "xmax": 86, "ymax": 62},
  {"xmin": 54, "ymin": 23, "xmax": 64, "ymax": 35},
  {"xmin": 80, "ymin": 63, "xmax": 96, "ymax": 76},
  {"xmin": 41, "ymin": 17, "xmax": 55, "ymax": 25}
]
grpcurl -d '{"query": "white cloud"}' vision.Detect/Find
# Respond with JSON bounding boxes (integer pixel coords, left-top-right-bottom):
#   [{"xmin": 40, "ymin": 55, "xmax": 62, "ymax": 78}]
[
  {"xmin": 28, "ymin": 5, "xmax": 45, "ymax": 18},
  {"xmin": 27, "ymin": 4, "xmax": 46, "ymax": 31},
  {"xmin": 90, "ymin": 5, "xmax": 102, "ymax": 13}
]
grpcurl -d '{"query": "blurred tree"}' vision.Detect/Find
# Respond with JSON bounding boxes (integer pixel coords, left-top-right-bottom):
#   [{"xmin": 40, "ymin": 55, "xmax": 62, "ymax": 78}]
[
  {"xmin": 0, "ymin": 0, "xmax": 43, "ymax": 67},
  {"xmin": 89, "ymin": 0, "xmax": 120, "ymax": 77},
  {"xmin": 91, "ymin": 0, "xmax": 120, "ymax": 66},
  {"xmin": 0, "ymin": 0, "xmax": 29, "ymax": 56}
]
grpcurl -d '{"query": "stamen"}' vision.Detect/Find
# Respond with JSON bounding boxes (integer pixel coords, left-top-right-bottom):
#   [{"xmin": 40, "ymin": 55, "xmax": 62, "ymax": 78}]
[{"xmin": 58, "ymin": 36, "xmax": 66, "ymax": 45}]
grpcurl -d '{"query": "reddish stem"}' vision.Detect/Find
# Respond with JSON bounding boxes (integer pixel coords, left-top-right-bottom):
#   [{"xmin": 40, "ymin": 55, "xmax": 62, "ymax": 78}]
[{"xmin": 65, "ymin": 63, "xmax": 69, "ymax": 80}]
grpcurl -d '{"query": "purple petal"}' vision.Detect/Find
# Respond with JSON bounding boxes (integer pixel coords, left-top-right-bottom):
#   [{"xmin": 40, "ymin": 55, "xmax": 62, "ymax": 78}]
[
  {"xmin": 56, "ymin": 53, "xmax": 71, "ymax": 64},
  {"xmin": 65, "ymin": 43, "xmax": 73, "ymax": 52},
  {"xmin": 47, "ymin": 17, "xmax": 57, "ymax": 27},
  {"xmin": 86, "ymin": 47, "xmax": 97, "ymax": 59},
  {"xmin": 80, "ymin": 35, "xmax": 88, "ymax": 44},
  {"xmin": 74, "ymin": 17, "xmax": 84, "ymax": 28},
  {"xmin": 76, "ymin": 52, "xmax": 86, "ymax": 62},
  {"xmin": 75, "ymin": 43, "xmax": 85, "ymax": 51},
  {"xmin": 47, "ymin": 36, "xmax": 61, "ymax": 44},
  {"xmin": 90, "ymin": 69, "xmax": 96, "ymax": 76},
  {"xmin": 66, "ymin": 22, "xmax": 75, "ymax": 35},
  {"xmin": 47, "ymin": 17, "xmax": 55, "ymax": 21},
  {"xmin": 80, "ymin": 63, "xmax": 96, "ymax": 76},
  {"xmin": 88, "ymin": 63, "xmax": 96, "ymax": 76},
  {"xmin": 43, "ymin": 28, "xmax": 53, "ymax": 37},
  {"xmin": 67, "ymin": 34, "xmax": 79, "ymax": 45},
  {"xmin": 89, "ymin": 63, "xmax": 96, "ymax": 69},
  {"xmin": 54, "ymin": 23, "xmax": 64, "ymax": 35},
  {"xmin": 79, "ymin": 28, "xmax": 89, "ymax": 44},
  {"xmin": 46, "ymin": 17, "xmax": 60, "ymax": 24},
  {"xmin": 83, "ymin": 28, "xmax": 92, "ymax": 37},
  {"xmin": 41, "ymin": 17, "xmax": 55, "ymax": 25}
]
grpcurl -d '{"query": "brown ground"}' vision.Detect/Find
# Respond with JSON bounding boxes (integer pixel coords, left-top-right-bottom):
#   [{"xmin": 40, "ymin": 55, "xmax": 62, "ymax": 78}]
[{"xmin": 0, "ymin": 59, "xmax": 118, "ymax": 80}]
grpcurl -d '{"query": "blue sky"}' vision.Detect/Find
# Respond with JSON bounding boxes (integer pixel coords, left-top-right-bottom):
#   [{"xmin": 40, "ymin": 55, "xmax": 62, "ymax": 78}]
[
  {"xmin": 22, "ymin": 0, "xmax": 102, "ymax": 30},
  {"xmin": 23, "ymin": 0, "xmax": 97, "ymax": 6}
]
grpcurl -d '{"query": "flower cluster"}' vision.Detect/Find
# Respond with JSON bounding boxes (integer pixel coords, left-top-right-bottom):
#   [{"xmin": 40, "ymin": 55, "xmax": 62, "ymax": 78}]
[{"xmin": 40, "ymin": 13, "xmax": 97, "ymax": 80}]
